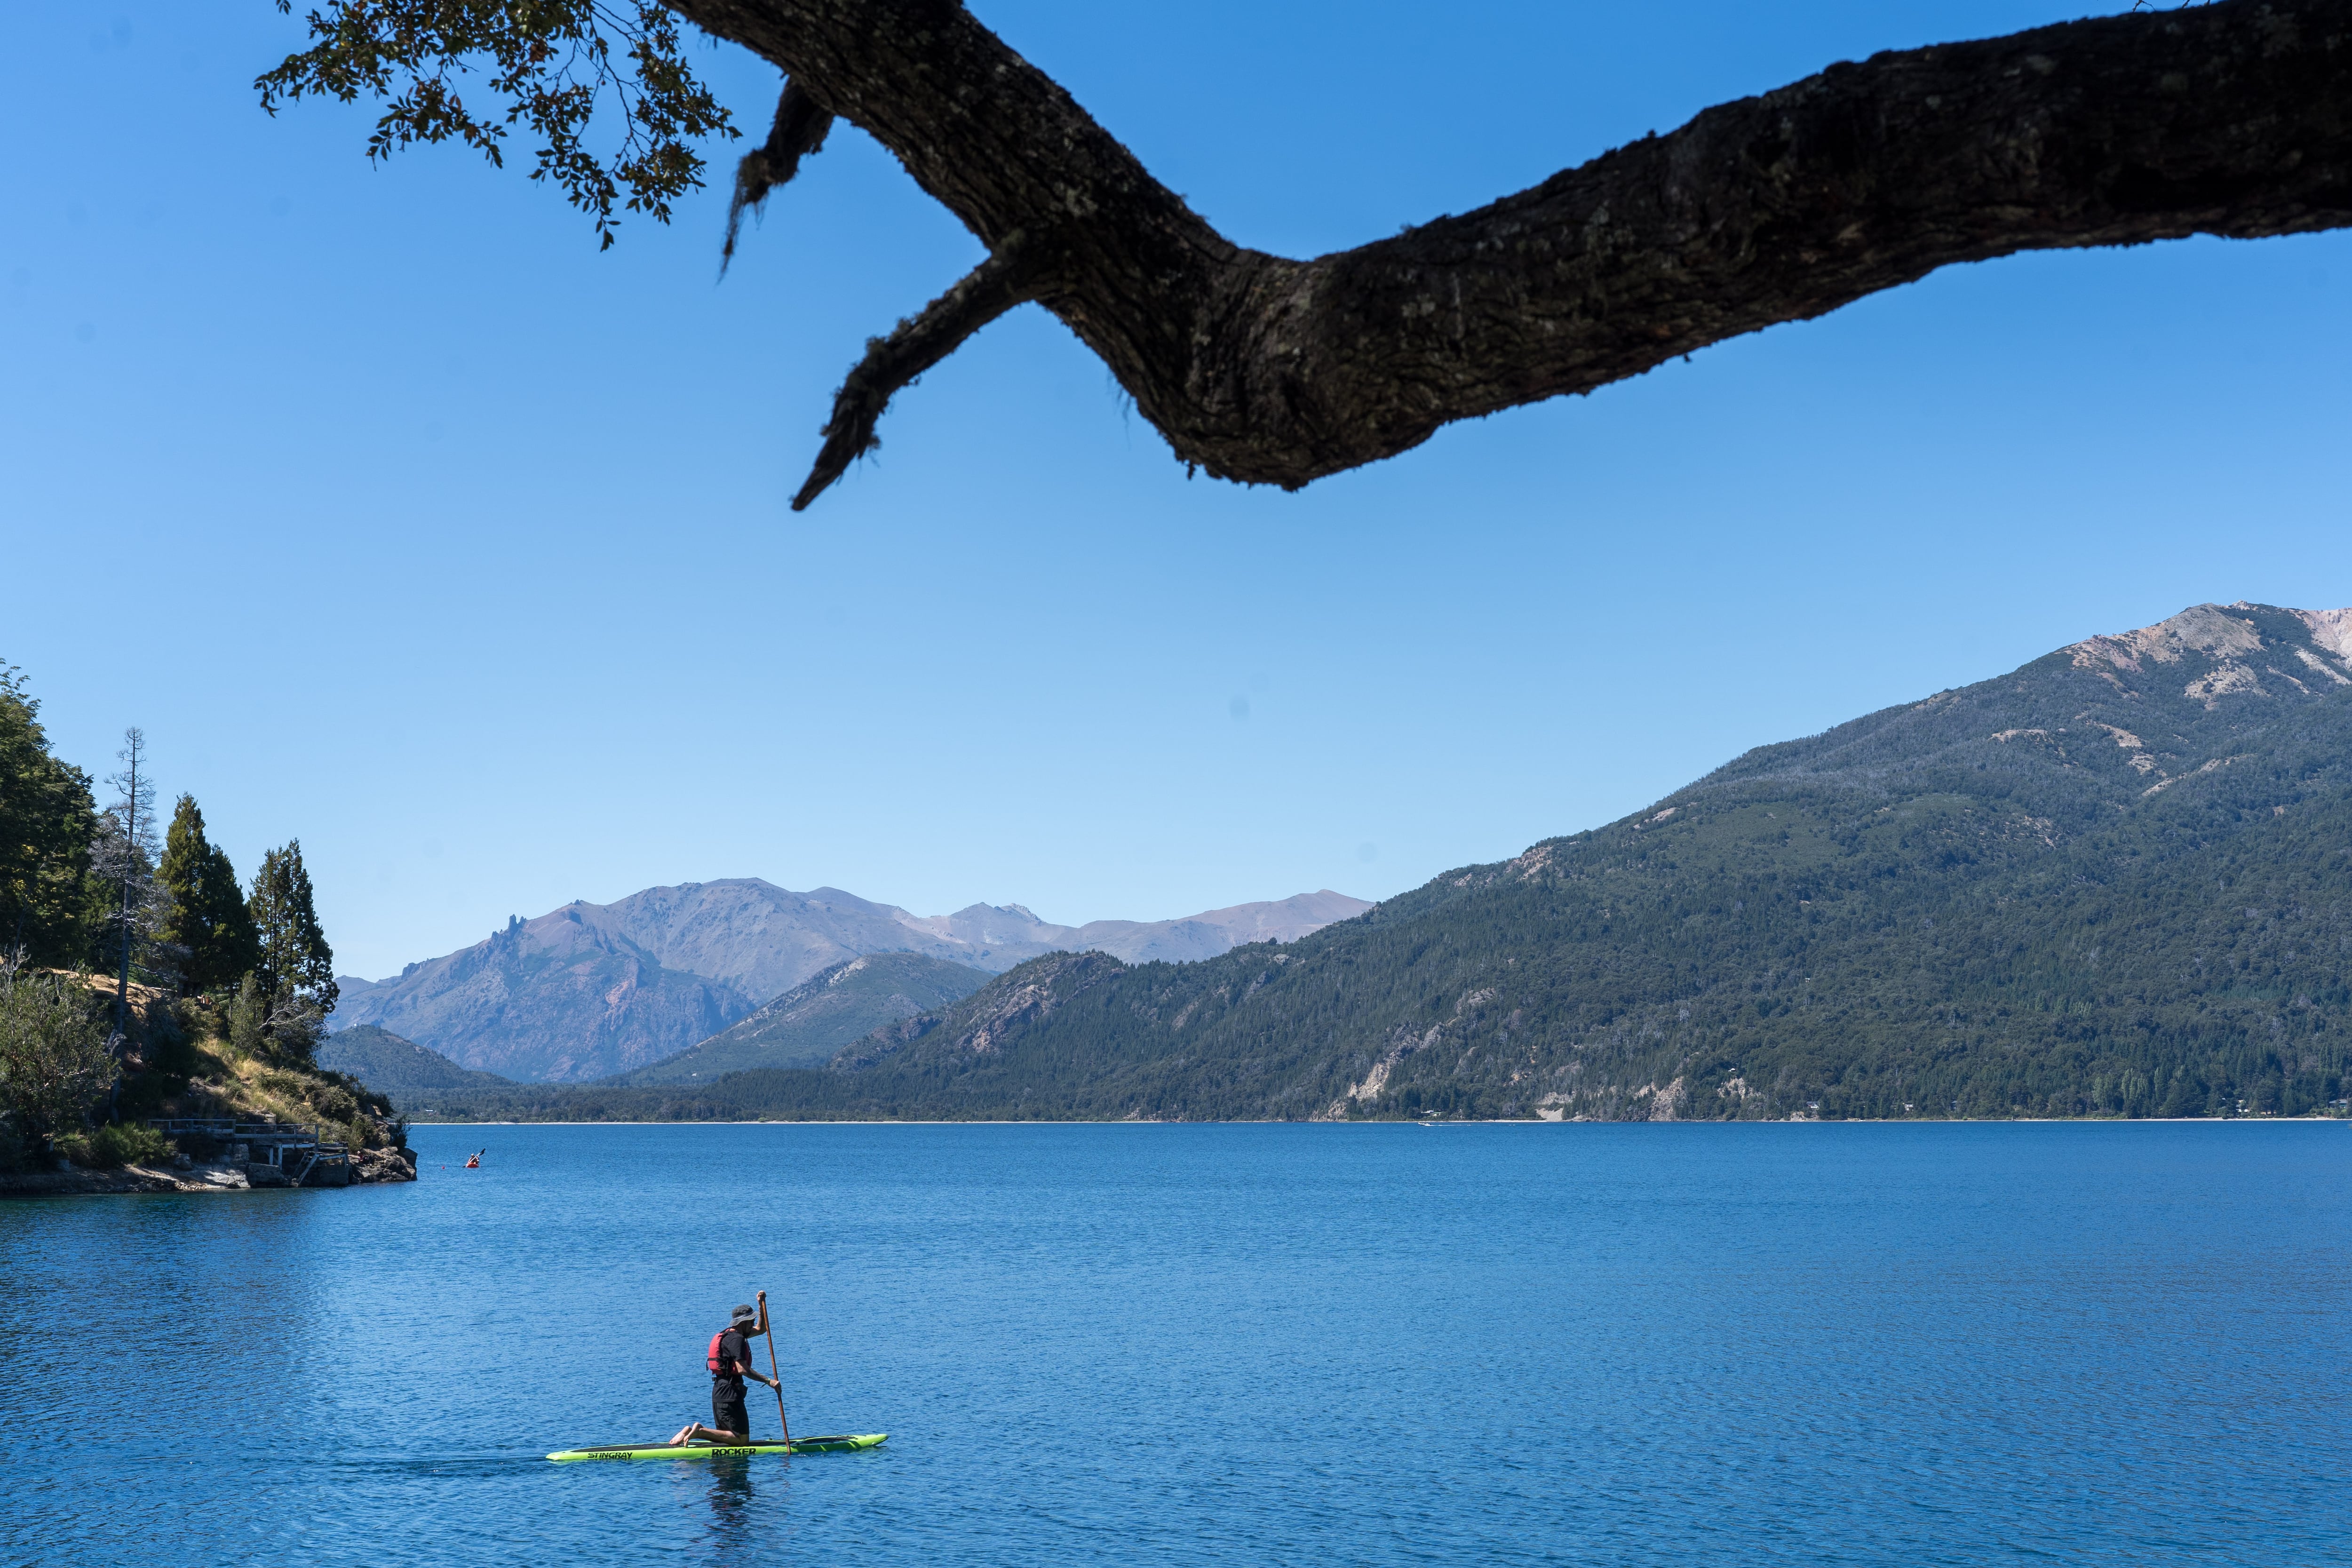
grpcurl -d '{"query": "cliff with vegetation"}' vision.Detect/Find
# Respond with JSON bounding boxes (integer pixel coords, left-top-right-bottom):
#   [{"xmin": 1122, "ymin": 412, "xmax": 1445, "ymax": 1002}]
[
  {"xmin": 0, "ymin": 969, "xmax": 413, "ymax": 1194},
  {"xmin": 0, "ymin": 661, "xmax": 390, "ymax": 1190},
  {"xmin": 399, "ymin": 603, "xmax": 2352, "ymax": 1125}
]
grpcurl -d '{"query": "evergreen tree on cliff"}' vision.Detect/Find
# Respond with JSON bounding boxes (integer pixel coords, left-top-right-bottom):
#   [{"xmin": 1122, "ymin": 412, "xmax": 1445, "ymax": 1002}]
[
  {"xmin": 0, "ymin": 664, "xmax": 97, "ymax": 968},
  {"xmin": 159, "ymin": 796, "xmax": 259, "ymax": 998},
  {"xmin": 248, "ymin": 841, "xmax": 336, "ymax": 1062}
]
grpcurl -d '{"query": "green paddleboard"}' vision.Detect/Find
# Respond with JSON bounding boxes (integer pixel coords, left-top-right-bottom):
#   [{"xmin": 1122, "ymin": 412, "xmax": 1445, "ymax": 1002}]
[{"xmin": 548, "ymin": 1433, "xmax": 888, "ymax": 1462}]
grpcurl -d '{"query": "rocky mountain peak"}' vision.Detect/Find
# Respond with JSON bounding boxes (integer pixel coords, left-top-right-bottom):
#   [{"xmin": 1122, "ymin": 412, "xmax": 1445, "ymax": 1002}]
[
  {"xmin": 2066, "ymin": 601, "xmax": 2352, "ymax": 713},
  {"xmin": 2069, "ymin": 602, "xmax": 2270, "ymax": 671}
]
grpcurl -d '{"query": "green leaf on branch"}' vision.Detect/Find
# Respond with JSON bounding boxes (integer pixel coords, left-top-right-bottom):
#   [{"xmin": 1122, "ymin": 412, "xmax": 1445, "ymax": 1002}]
[{"xmin": 257, "ymin": 0, "xmax": 739, "ymax": 247}]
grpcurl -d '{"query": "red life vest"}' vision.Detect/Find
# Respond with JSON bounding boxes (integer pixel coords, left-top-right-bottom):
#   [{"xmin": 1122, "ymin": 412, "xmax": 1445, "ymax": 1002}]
[{"xmin": 707, "ymin": 1330, "xmax": 732, "ymax": 1375}]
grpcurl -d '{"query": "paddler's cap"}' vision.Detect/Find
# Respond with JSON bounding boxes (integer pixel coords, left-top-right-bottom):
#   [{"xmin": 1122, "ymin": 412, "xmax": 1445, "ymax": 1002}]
[{"xmin": 731, "ymin": 1303, "xmax": 757, "ymax": 1324}]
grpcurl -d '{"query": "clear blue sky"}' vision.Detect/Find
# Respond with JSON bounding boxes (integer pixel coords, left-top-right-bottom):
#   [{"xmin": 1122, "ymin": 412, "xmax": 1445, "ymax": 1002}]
[{"xmin": 6, "ymin": 0, "xmax": 2349, "ymax": 981}]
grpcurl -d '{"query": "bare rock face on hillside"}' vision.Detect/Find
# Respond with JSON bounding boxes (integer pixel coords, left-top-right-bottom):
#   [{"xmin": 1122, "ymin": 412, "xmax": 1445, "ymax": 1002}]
[{"xmin": 337, "ymin": 881, "xmax": 1372, "ymax": 1083}]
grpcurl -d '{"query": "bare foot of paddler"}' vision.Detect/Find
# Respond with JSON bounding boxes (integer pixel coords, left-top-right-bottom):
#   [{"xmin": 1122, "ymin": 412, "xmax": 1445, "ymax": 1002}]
[{"xmin": 671, "ymin": 1422, "xmax": 740, "ymax": 1446}]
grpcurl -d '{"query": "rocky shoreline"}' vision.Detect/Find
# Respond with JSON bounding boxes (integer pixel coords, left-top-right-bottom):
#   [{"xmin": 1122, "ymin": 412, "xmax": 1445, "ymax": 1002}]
[{"xmin": 0, "ymin": 1145, "xmax": 416, "ymax": 1198}]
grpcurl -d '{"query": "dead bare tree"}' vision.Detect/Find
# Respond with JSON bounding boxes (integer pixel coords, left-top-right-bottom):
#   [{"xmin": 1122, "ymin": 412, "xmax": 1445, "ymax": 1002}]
[
  {"xmin": 260, "ymin": 0, "xmax": 2352, "ymax": 508},
  {"xmin": 94, "ymin": 729, "xmax": 167, "ymax": 1034}
]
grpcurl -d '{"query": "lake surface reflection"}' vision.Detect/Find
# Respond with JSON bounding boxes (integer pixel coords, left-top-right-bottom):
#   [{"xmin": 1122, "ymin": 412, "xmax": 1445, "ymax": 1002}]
[{"xmin": 4, "ymin": 1121, "xmax": 2346, "ymax": 1565}]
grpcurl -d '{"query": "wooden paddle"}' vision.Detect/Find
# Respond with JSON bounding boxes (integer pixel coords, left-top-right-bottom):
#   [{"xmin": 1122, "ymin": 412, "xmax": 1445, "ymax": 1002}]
[{"xmin": 759, "ymin": 1289, "xmax": 789, "ymax": 1446}]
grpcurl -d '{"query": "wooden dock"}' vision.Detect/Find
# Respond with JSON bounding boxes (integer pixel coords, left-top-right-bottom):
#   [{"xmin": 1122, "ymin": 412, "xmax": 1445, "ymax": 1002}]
[{"xmin": 145, "ymin": 1118, "xmax": 351, "ymax": 1187}]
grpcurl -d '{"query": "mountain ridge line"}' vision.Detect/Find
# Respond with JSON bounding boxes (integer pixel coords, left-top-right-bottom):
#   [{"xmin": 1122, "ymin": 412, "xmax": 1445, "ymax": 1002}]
[
  {"xmin": 369, "ymin": 600, "xmax": 2352, "ymax": 1124},
  {"xmin": 334, "ymin": 884, "xmax": 1371, "ymax": 1082}
]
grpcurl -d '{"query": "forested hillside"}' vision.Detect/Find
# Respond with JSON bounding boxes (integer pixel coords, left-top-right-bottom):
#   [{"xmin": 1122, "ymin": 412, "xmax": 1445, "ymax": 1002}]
[
  {"xmin": 609, "ymin": 952, "xmax": 990, "ymax": 1082},
  {"xmin": 318, "ymin": 1024, "xmax": 515, "ymax": 1099},
  {"xmin": 413, "ymin": 603, "xmax": 2352, "ymax": 1124}
]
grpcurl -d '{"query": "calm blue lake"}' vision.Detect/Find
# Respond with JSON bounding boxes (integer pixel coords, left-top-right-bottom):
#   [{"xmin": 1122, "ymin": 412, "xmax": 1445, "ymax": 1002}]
[{"xmin": 4, "ymin": 1122, "xmax": 2347, "ymax": 1565}]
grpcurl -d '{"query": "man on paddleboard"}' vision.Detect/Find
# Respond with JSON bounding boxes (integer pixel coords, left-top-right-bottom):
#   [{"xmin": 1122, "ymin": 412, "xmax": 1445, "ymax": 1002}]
[{"xmin": 668, "ymin": 1298, "xmax": 779, "ymax": 1447}]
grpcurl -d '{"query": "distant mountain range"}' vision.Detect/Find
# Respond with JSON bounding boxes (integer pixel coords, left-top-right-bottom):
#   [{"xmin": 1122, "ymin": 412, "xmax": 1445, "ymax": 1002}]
[
  {"xmin": 389, "ymin": 603, "xmax": 2352, "ymax": 1124},
  {"xmin": 323, "ymin": 953, "xmax": 989, "ymax": 1108},
  {"xmin": 334, "ymin": 883, "xmax": 1369, "ymax": 1082}
]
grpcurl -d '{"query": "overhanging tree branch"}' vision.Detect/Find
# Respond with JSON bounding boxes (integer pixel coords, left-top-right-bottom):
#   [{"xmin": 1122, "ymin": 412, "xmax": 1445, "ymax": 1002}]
[
  {"xmin": 793, "ymin": 234, "xmax": 1042, "ymax": 508},
  {"xmin": 271, "ymin": 0, "xmax": 2352, "ymax": 504}
]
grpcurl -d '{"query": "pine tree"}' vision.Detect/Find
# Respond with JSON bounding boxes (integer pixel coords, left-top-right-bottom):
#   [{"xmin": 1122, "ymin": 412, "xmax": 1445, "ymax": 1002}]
[
  {"xmin": 0, "ymin": 663, "xmax": 99, "ymax": 966},
  {"xmin": 248, "ymin": 840, "xmax": 336, "ymax": 1062},
  {"xmin": 159, "ymin": 796, "xmax": 258, "ymax": 996}
]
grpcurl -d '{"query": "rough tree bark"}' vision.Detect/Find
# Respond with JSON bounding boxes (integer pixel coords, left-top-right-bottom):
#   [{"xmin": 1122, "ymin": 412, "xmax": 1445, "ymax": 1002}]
[{"xmin": 665, "ymin": 0, "xmax": 2352, "ymax": 507}]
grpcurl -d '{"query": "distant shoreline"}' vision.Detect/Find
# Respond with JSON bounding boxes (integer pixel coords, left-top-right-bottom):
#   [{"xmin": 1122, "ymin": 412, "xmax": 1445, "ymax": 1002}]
[{"xmin": 404, "ymin": 1115, "xmax": 2349, "ymax": 1128}]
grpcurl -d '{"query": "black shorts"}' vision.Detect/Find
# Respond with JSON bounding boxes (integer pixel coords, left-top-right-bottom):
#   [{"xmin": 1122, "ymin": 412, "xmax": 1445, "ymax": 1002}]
[{"xmin": 712, "ymin": 1382, "xmax": 751, "ymax": 1440}]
